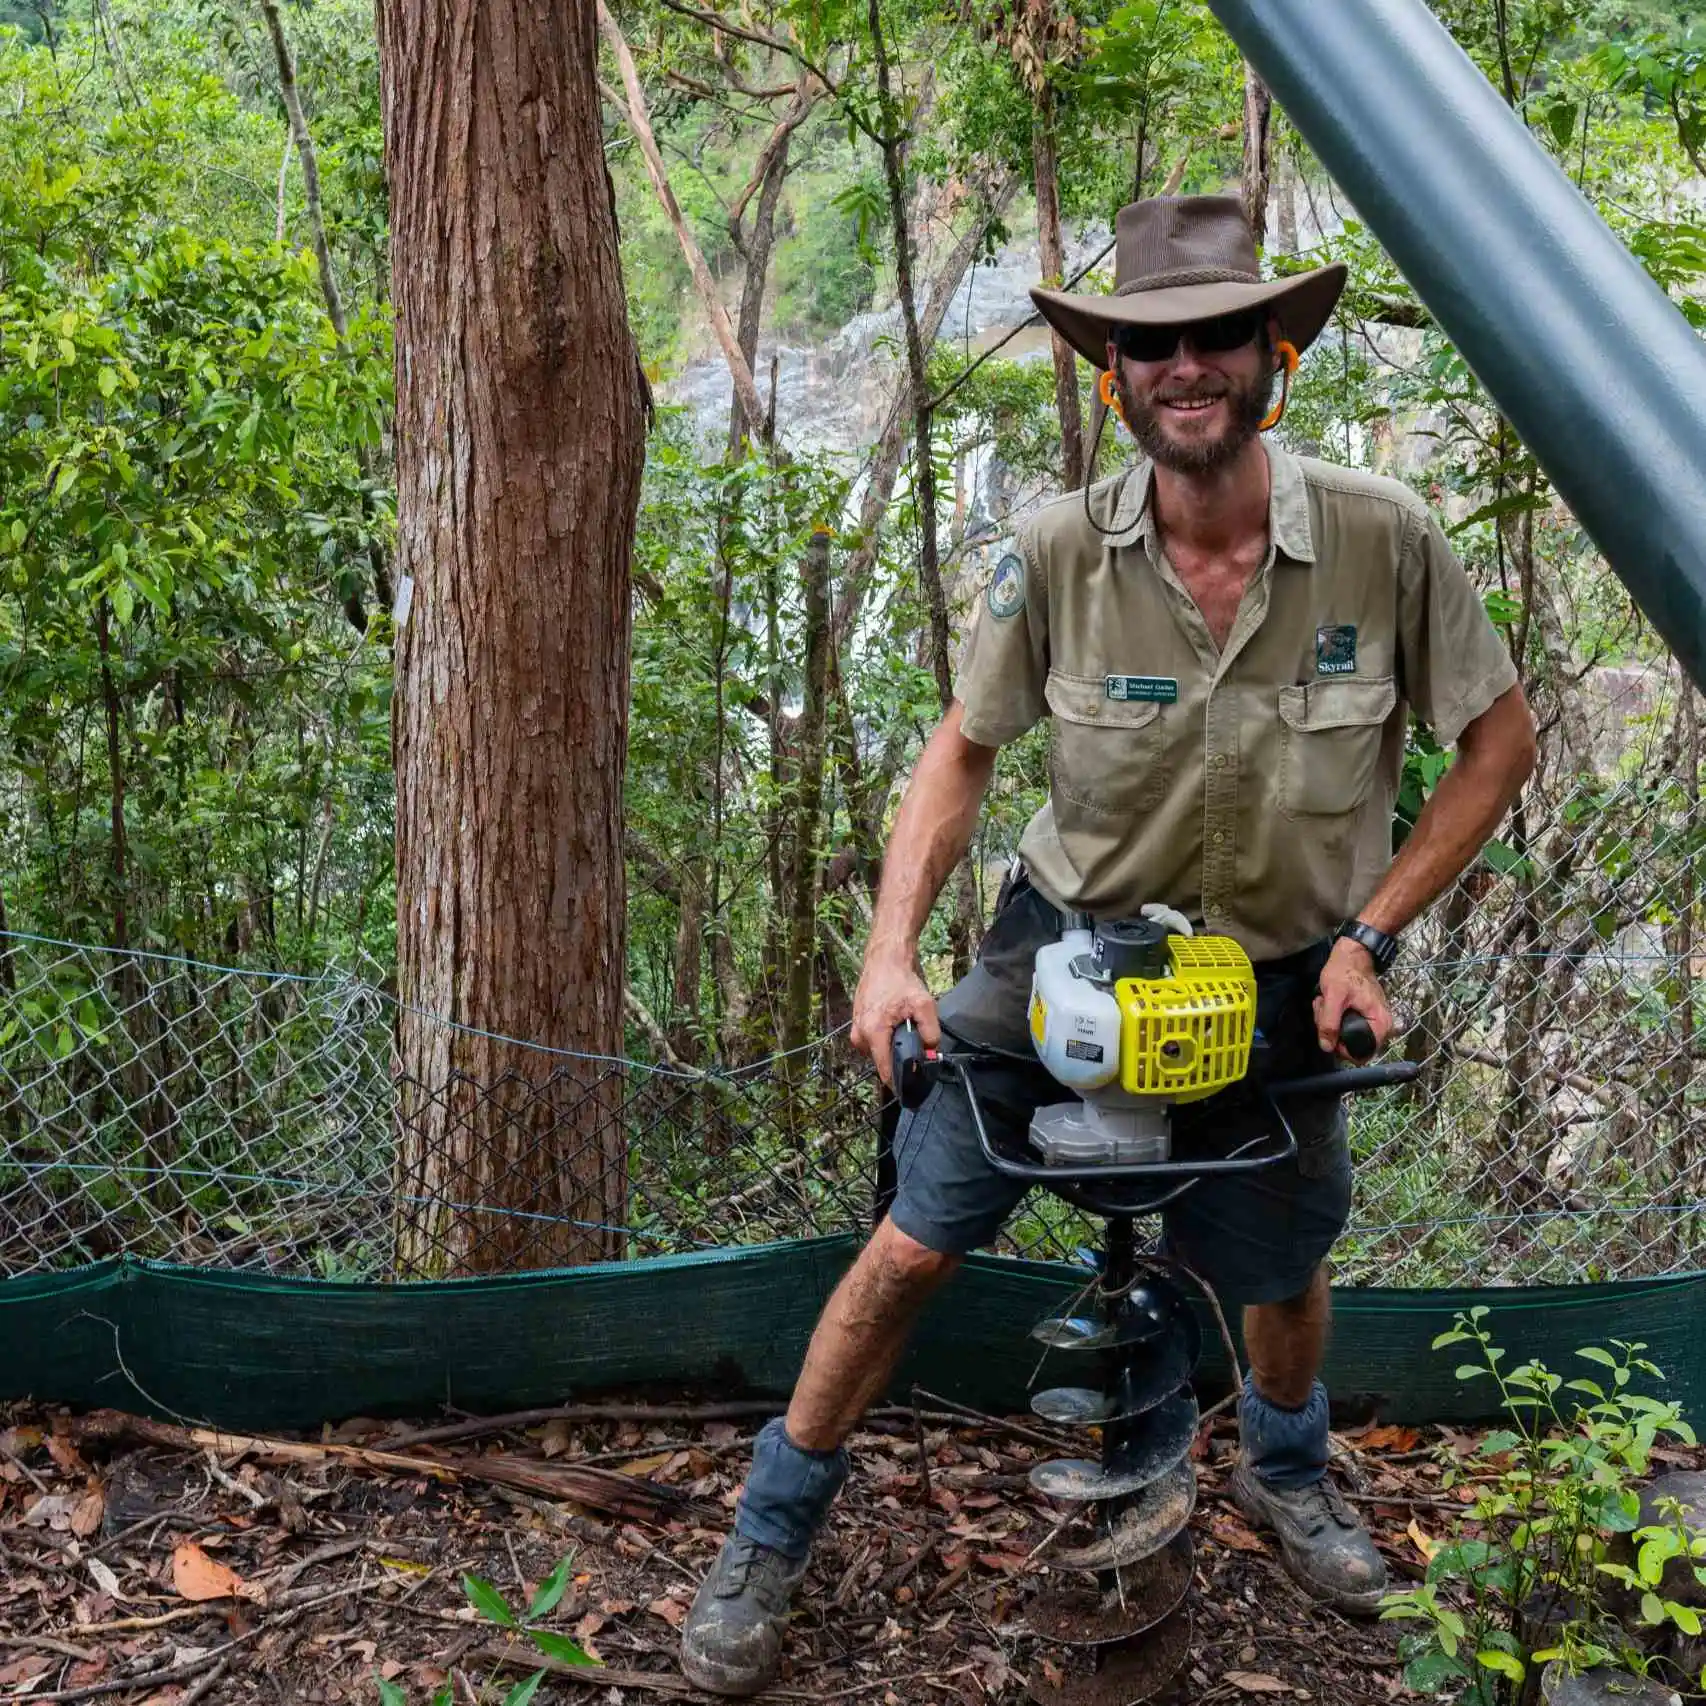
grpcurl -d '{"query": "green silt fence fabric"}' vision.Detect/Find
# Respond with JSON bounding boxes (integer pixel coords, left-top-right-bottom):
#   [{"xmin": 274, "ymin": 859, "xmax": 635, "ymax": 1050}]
[{"xmin": 3, "ymin": 1239, "xmax": 1705, "ymax": 1432}]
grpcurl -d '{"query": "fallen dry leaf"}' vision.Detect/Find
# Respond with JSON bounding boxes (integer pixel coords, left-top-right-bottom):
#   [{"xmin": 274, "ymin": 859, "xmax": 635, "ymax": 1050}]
[
  {"xmin": 1210, "ymin": 1512, "xmax": 1269, "ymax": 1554},
  {"xmin": 171, "ymin": 1541, "xmax": 266, "ymax": 1605},
  {"xmin": 23, "ymin": 1491, "xmax": 79, "ymax": 1530},
  {"xmin": 1352, "ymin": 1424, "xmax": 1422, "ymax": 1452},
  {"xmin": 70, "ymin": 1487, "xmax": 104, "ymax": 1537},
  {"xmin": 1408, "ymin": 1518, "xmax": 1441, "ymax": 1562},
  {"xmin": 619, "ymin": 1451, "xmax": 674, "ymax": 1477},
  {"xmin": 47, "ymin": 1432, "xmax": 88, "ymax": 1476},
  {"xmin": 0, "ymin": 1653, "xmax": 53, "ymax": 1687},
  {"xmin": 647, "ymin": 1595, "xmax": 688, "ymax": 1628},
  {"xmin": 539, "ymin": 1420, "xmax": 573, "ymax": 1459},
  {"xmin": 1225, "ymin": 1672, "xmax": 1289, "ymax": 1694}
]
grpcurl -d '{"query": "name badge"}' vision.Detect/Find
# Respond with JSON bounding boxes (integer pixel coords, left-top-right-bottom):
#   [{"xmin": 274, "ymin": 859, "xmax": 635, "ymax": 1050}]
[
  {"xmin": 1105, "ymin": 675, "xmax": 1178, "ymax": 703},
  {"xmin": 1316, "ymin": 625, "xmax": 1358, "ymax": 675}
]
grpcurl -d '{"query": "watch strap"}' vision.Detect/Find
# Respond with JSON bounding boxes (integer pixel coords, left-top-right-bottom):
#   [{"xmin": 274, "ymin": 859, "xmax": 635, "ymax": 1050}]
[{"xmin": 1335, "ymin": 918, "xmax": 1398, "ymax": 974}]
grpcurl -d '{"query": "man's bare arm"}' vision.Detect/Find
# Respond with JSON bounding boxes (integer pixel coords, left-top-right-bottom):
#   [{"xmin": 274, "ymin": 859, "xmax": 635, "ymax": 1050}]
[
  {"xmin": 1316, "ymin": 682, "xmax": 1537, "ymax": 1054},
  {"xmin": 854, "ymin": 700, "xmax": 999, "ymax": 1082}
]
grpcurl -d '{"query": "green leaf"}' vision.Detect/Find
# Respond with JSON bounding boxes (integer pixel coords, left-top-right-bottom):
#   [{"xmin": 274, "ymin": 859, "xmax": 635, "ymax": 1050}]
[
  {"xmin": 1455, "ymin": 1365, "xmax": 1488, "ymax": 1382},
  {"xmin": 1546, "ymin": 99, "xmax": 1579, "ymax": 151},
  {"xmin": 1431, "ymin": 1330, "xmax": 1470, "ymax": 1350},
  {"xmin": 97, "ymin": 366, "xmax": 118, "ymax": 398},
  {"xmin": 1643, "ymin": 1590, "xmax": 1667, "ymax": 1624},
  {"xmin": 1667, "ymin": 1600, "xmax": 1703, "ymax": 1635},
  {"xmin": 1477, "ymin": 1651, "xmax": 1525, "ymax": 1682},
  {"xmin": 503, "ymin": 1672, "xmax": 546, "ymax": 1706},
  {"xmin": 526, "ymin": 1555, "xmax": 575, "ymax": 1622},
  {"xmin": 52, "ymin": 461, "xmax": 79, "ymax": 501},
  {"xmin": 462, "ymin": 1571, "xmax": 517, "ymax": 1628},
  {"xmin": 532, "ymin": 1629, "xmax": 599, "ymax": 1666},
  {"xmin": 375, "ymin": 1680, "xmax": 407, "ymax": 1706},
  {"xmin": 1577, "ymin": 1347, "xmax": 1619, "ymax": 1368},
  {"xmin": 112, "ymin": 580, "xmax": 134, "ymax": 627},
  {"xmin": 1403, "ymin": 1649, "xmax": 1469, "ymax": 1691}
]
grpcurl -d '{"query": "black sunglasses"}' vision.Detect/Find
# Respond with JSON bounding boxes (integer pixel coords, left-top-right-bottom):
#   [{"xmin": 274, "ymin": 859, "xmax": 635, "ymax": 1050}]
[{"xmin": 1114, "ymin": 308, "xmax": 1265, "ymax": 364}]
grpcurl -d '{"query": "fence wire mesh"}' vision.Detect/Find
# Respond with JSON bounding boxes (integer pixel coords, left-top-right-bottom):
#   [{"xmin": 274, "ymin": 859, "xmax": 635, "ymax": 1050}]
[{"xmin": 1, "ymin": 771, "xmax": 1702, "ymax": 1288}]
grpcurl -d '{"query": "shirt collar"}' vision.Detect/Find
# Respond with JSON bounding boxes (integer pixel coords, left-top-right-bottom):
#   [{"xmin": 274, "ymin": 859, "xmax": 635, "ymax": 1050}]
[{"xmin": 1102, "ymin": 440, "xmax": 1317, "ymax": 566}]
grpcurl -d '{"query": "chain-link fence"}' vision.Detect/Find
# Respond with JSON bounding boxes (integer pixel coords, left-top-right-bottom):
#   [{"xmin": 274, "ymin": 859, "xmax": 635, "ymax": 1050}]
[{"xmin": 2, "ymin": 768, "xmax": 1703, "ymax": 1289}]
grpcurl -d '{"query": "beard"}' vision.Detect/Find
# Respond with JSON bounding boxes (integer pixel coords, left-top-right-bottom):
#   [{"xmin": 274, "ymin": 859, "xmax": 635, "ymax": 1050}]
[{"xmin": 1115, "ymin": 361, "xmax": 1275, "ymax": 476}]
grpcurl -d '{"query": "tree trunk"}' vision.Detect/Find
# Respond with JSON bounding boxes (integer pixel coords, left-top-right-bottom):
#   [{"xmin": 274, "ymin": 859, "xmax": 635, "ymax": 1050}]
[
  {"xmin": 1241, "ymin": 61, "xmax": 1272, "ymax": 251},
  {"xmin": 598, "ymin": 3, "xmax": 768, "ymax": 446},
  {"xmin": 869, "ymin": 0, "xmax": 950, "ymax": 712},
  {"xmin": 830, "ymin": 171, "xmax": 1017, "ymax": 649},
  {"xmin": 727, "ymin": 81, "xmax": 818, "ymax": 456},
  {"xmin": 781, "ymin": 530, "xmax": 832, "ymax": 1062},
  {"xmin": 1275, "ymin": 149, "xmax": 1299, "ymax": 256},
  {"xmin": 258, "ymin": 0, "xmax": 391, "ymax": 631},
  {"xmin": 1032, "ymin": 87, "xmax": 1084, "ymax": 490},
  {"xmin": 379, "ymin": 0, "xmax": 646, "ymax": 1275}
]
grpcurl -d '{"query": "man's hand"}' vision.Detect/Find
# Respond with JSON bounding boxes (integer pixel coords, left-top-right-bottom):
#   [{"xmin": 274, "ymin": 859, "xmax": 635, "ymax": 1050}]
[
  {"xmin": 852, "ymin": 952, "xmax": 939, "ymax": 1089},
  {"xmin": 1313, "ymin": 937, "xmax": 1395, "ymax": 1061}
]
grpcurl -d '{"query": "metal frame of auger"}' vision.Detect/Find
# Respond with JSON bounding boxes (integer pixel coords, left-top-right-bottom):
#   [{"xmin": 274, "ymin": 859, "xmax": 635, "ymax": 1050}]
[{"xmin": 888, "ymin": 1014, "xmax": 1417, "ymax": 1705}]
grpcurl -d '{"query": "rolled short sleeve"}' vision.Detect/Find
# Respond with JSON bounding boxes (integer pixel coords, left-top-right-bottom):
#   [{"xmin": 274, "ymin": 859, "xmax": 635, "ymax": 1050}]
[
  {"xmin": 956, "ymin": 532, "xmax": 1050, "ymax": 748},
  {"xmin": 1398, "ymin": 512, "xmax": 1520, "ymax": 746}
]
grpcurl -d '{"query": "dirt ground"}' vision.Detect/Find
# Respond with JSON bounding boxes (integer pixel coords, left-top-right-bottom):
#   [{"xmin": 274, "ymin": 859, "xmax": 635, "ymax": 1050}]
[{"xmin": 0, "ymin": 1395, "xmax": 1511, "ymax": 1705}]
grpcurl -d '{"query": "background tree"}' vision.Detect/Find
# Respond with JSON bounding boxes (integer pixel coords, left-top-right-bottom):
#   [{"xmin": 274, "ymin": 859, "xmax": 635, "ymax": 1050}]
[{"xmin": 376, "ymin": 0, "xmax": 647, "ymax": 1271}]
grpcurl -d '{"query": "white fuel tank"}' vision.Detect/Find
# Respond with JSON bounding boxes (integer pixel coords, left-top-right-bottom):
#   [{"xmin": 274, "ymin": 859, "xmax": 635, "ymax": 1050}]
[{"xmin": 1028, "ymin": 930, "xmax": 1122, "ymax": 1091}]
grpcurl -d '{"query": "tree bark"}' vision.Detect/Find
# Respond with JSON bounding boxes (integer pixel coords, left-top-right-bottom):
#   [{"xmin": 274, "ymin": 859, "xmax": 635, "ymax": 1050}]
[
  {"xmin": 598, "ymin": 3, "xmax": 768, "ymax": 446},
  {"xmin": 1241, "ymin": 61, "xmax": 1272, "ymax": 252},
  {"xmin": 379, "ymin": 0, "xmax": 646, "ymax": 1274},
  {"xmin": 1033, "ymin": 86, "xmax": 1084, "ymax": 490},
  {"xmin": 781, "ymin": 530, "xmax": 832, "ymax": 1061}
]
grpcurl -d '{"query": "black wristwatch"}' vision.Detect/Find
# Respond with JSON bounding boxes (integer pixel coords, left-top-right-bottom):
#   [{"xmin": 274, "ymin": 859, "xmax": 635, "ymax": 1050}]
[{"xmin": 1334, "ymin": 918, "xmax": 1399, "ymax": 975}]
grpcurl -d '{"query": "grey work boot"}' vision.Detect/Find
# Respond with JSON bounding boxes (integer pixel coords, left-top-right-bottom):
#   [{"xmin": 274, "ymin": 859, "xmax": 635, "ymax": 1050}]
[
  {"xmin": 1229, "ymin": 1457, "xmax": 1389, "ymax": 1613},
  {"xmin": 680, "ymin": 1531, "xmax": 810, "ymax": 1696}
]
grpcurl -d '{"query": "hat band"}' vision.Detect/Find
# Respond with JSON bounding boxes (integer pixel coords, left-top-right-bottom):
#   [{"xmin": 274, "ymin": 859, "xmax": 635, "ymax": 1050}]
[{"xmin": 1113, "ymin": 266, "xmax": 1260, "ymax": 295}]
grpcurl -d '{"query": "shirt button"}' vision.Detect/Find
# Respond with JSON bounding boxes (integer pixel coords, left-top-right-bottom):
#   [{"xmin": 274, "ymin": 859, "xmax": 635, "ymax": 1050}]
[
  {"xmin": 1213, "ymin": 754, "xmax": 1228, "ymax": 768},
  {"xmin": 1211, "ymin": 831, "xmax": 1226, "ymax": 845}
]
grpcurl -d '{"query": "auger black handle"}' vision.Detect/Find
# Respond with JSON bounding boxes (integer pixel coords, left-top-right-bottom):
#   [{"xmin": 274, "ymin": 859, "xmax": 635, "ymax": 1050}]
[
  {"xmin": 1339, "ymin": 1009, "xmax": 1377, "ymax": 1063},
  {"xmin": 891, "ymin": 1019, "xmax": 941, "ymax": 1111}
]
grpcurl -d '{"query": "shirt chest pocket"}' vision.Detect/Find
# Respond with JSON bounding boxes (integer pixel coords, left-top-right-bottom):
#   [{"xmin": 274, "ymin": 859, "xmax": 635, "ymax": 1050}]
[
  {"xmin": 1277, "ymin": 676, "xmax": 1397, "ymax": 818},
  {"xmin": 1045, "ymin": 670, "xmax": 1171, "ymax": 816}
]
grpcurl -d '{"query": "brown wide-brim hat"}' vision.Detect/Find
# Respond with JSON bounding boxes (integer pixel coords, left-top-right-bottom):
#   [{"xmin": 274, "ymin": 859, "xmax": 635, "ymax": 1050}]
[{"xmin": 1031, "ymin": 194, "xmax": 1347, "ymax": 371}]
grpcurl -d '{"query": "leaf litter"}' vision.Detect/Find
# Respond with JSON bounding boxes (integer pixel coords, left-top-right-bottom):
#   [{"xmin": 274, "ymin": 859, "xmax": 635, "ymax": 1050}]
[{"xmin": 0, "ymin": 1397, "xmax": 1649, "ymax": 1703}]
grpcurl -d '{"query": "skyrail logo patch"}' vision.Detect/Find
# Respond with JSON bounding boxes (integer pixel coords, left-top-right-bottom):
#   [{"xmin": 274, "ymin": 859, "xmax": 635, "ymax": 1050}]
[
  {"xmin": 986, "ymin": 554, "xmax": 1026, "ymax": 620},
  {"xmin": 1315, "ymin": 624, "xmax": 1358, "ymax": 675}
]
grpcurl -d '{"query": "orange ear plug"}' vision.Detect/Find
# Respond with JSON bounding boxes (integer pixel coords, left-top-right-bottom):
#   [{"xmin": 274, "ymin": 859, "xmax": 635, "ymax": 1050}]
[
  {"xmin": 1260, "ymin": 340, "xmax": 1300, "ymax": 431},
  {"xmin": 1097, "ymin": 367, "xmax": 1128, "ymax": 425}
]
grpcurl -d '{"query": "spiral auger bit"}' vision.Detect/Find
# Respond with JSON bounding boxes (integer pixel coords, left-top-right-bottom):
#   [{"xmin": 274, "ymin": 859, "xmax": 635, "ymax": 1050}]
[{"xmin": 890, "ymin": 910, "xmax": 1416, "ymax": 1706}]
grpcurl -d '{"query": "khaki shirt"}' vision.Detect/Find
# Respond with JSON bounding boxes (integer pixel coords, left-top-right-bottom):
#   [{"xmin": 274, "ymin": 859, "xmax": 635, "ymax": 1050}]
[{"xmin": 956, "ymin": 442, "xmax": 1519, "ymax": 962}]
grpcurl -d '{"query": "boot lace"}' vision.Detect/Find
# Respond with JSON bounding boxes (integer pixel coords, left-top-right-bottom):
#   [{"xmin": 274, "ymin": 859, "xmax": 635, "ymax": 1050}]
[
  {"xmin": 1286, "ymin": 1476, "xmax": 1354, "ymax": 1537},
  {"xmin": 724, "ymin": 1534, "xmax": 787, "ymax": 1596}
]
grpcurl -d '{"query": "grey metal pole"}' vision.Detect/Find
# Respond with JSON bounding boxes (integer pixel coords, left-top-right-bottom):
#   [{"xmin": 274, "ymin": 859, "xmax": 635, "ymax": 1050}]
[{"xmin": 1207, "ymin": 0, "xmax": 1706, "ymax": 688}]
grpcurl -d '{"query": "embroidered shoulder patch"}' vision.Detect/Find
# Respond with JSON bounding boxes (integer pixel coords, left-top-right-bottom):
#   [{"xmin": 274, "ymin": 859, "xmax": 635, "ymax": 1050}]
[
  {"xmin": 986, "ymin": 553, "xmax": 1026, "ymax": 620},
  {"xmin": 1316, "ymin": 624, "xmax": 1358, "ymax": 675}
]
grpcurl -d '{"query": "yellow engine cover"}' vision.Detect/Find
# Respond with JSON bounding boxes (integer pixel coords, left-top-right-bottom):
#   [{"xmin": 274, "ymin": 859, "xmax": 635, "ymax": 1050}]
[{"xmin": 1115, "ymin": 934, "xmax": 1256, "ymax": 1102}]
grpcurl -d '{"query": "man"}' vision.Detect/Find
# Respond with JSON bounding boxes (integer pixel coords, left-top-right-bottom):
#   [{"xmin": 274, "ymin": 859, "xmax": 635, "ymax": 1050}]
[{"xmin": 681, "ymin": 194, "xmax": 1537, "ymax": 1696}]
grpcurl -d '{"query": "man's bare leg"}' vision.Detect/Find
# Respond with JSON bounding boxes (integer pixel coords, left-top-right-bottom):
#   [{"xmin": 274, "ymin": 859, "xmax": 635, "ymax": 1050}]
[
  {"xmin": 680, "ymin": 1219, "xmax": 959, "ymax": 1695},
  {"xmin": 1231, "ymin": 1266, "xmax": 1386, "ymax": 1612},
  {"xmin": 1243, "ymin": 1265, "xmax": 1330, "ymax": 1409},
  {"xmin": 786, "ymin": 1217, "xmax": 961, "ymax": 1448}
]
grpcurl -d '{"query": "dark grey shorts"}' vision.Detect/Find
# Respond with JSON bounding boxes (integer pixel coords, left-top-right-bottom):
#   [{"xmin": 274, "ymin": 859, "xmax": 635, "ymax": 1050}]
[{"xmin": 888, "ymin": 1058, "xmax": 1351, "ymax": 1305}]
